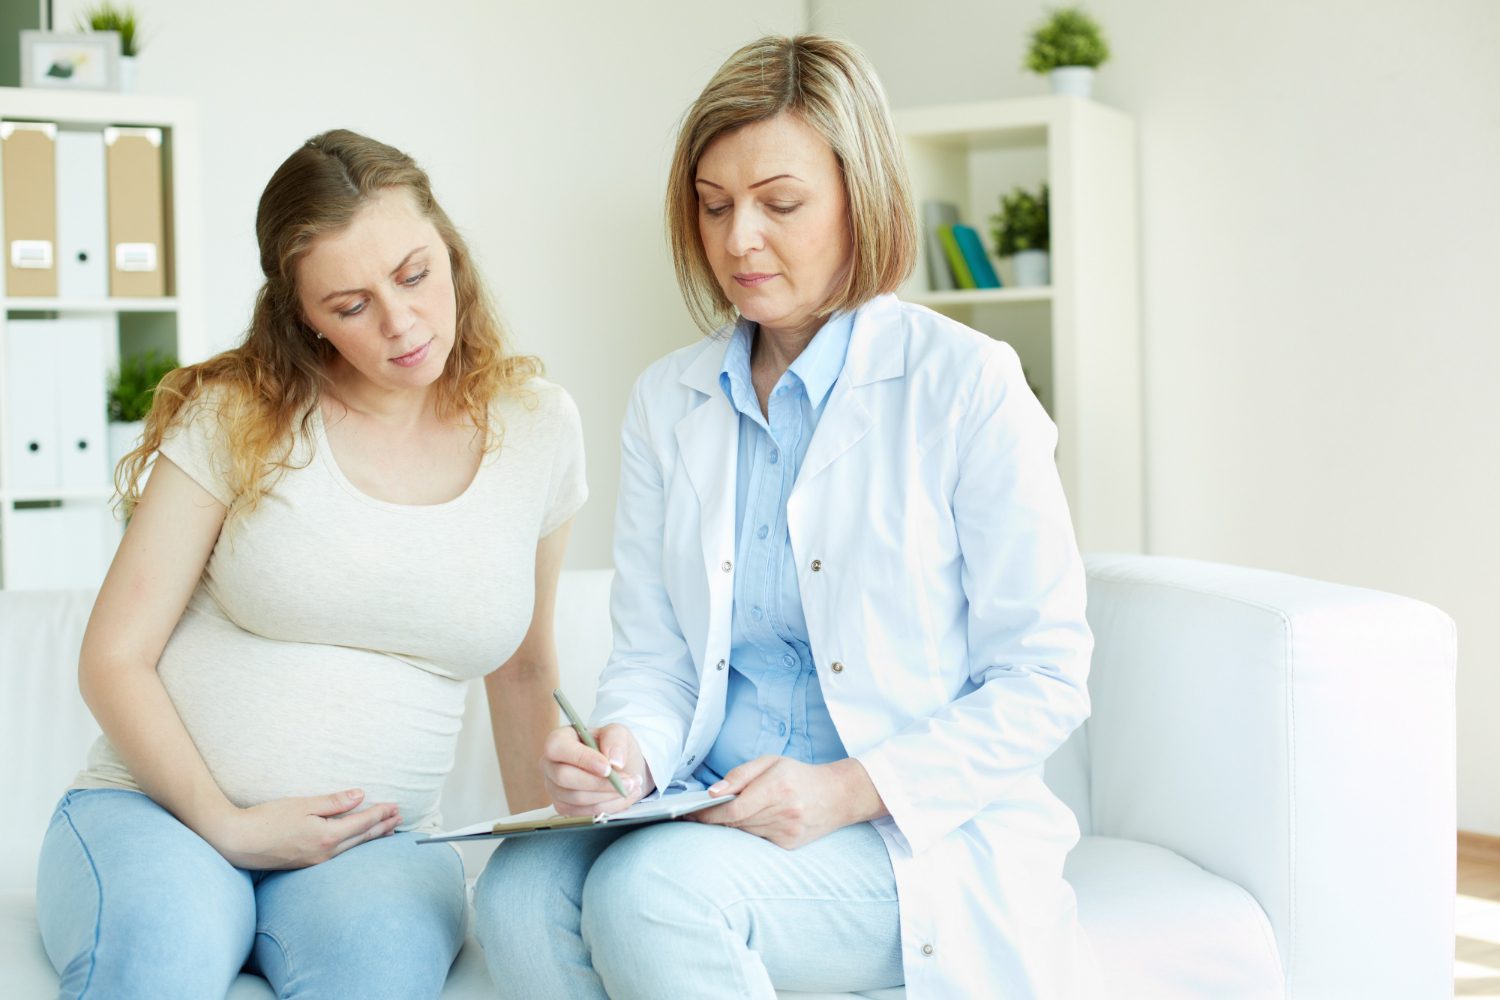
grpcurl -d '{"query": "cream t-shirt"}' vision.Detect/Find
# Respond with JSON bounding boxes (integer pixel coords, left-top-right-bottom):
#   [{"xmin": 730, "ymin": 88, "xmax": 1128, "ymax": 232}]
[{"xmin": 74, "ymin": 378, "xmax": 587, "ymax": 832}]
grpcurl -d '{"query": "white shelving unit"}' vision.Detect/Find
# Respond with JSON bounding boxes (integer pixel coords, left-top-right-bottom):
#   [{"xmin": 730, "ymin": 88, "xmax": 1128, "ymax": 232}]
[
  {"xmin": 0, "ymin": 88, "xmax": 202, "ymax": 589},
  {"xmin": 895, "ymin": 95, "xmax": 1143, "ymax": 553}
]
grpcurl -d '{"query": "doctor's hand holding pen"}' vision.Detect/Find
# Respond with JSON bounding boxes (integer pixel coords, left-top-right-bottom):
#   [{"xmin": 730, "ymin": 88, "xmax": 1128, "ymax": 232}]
[{"xmin": 541, "ymin": 722, "xmax": 650, "ymax": 816}]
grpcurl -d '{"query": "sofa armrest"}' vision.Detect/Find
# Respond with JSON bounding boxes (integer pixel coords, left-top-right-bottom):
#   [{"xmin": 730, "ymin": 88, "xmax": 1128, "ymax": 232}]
[{"xmin": 1083, "ymin": 554, "xmax": 1455, "ymax": 999}]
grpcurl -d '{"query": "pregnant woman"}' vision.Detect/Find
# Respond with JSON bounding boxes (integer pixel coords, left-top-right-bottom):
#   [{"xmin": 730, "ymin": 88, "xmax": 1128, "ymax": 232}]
[{"xmin": 34, "ymin": 130, "xmax": 585, "ymax": 1000}]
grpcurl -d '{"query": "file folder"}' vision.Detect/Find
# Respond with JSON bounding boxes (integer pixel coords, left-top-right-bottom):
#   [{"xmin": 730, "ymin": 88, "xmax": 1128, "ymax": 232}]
[
  {"xmin": 3, "ymin": 318, "xmax": 111, "ymax": 491},
  {"xmin": 104, "ymin": 126, "xmax": 165, "ymax": 297},
  {"xmin": 2, "ymin": 121, "xmax": 59, "ymax": 297},
  {"xmin": 54, "ymin": 319, "xmax": 111, "ymax": 488},
  {"xmin": 3, "ymin": 320, "xmax": 59, "ymax": 491},
  {"xmin": 6, "ymin": 503, "xmax": 115, "ymax": 590},
  {"xmin": 55, "ymin": 129, "xmax": 109, "ymax": 300}
]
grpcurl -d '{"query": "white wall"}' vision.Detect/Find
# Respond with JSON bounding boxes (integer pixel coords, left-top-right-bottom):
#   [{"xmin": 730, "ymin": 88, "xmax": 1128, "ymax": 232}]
[
  {"xmin": 811, "ymin": 0, "xmax": 1500, "ymax": 831},
  {"xmin": 57, "ymin": 0, "xmax": 1499, "ymax": 830},
  {"xmin": 52, "ymin": 0, "xmax": 806, "ymax": 571}
]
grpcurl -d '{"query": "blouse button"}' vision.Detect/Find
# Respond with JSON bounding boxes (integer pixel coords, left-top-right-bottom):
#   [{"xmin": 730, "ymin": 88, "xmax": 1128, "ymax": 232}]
[
  {"xmin": 831, "ymin": 661, "xmax": 844, "ymax": 674},
  {"xmin": 721, "ymin": 560, "xmax": 732, "ymax": 572},
  {"xmin": 811, "ymin": 559, "xmax": 822, "ymax": 572}
]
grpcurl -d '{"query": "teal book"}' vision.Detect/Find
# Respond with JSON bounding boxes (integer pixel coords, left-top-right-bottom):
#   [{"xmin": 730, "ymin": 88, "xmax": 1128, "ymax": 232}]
[
  {"xmin": 952, "ymin": 225, "xmax": 1002, "ymax": 288},
  {"xmin": 938, "ymin": 226, "xmax": 976, "ymax": 289}
]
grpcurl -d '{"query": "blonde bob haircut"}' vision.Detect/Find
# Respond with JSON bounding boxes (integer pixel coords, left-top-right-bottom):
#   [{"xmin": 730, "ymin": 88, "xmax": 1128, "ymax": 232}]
[
  {"xmin": 116, "ymin": 129, "xmax": 538, "ymax": 522},
  {"xmin": 666, "ymin": 34, "xmax": 918, "ymax": 333}
]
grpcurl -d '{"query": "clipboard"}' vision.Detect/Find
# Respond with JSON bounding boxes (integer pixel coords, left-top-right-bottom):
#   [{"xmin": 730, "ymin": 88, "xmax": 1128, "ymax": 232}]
[{"xmin": 416, "ymin": 790, "xmax": 736, "ymax": 845}]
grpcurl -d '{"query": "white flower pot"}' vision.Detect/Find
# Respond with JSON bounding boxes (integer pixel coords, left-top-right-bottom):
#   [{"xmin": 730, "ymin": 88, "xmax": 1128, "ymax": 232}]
[
  {"xmin": 118, "ymin": 56, "xmax": 138, "ymax": 93},
  {"xmin": 1049, "ymin": 66, "xmax": 1094, "ymax": 99},
  {"xmin": 108, "ymin": 420, "xmax": 144, "ymax": 477},
  {"xmin": 1014, "ymin": 250, "xmax": 1051, "ymax": 288}
]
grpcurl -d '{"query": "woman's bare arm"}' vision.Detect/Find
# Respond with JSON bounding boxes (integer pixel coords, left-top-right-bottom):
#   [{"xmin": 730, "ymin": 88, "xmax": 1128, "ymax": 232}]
[{"xmin": 484, "ymin": 520, "xmax": 572, "ymax": 814}]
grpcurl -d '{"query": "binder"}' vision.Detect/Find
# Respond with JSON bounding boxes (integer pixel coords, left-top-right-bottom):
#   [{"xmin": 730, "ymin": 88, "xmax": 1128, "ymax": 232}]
[
  {"xmin": 921, "ymin": 200, "xmax": 959, "ymax": 292},
  {"xmin": 2, "ymin": 121, "xmax": 59, "ymax": 297},
  {"xmin": 2, "ymin": 318, "xmax": 111, "ymax": 491},
  {"xmin": 55, "ymin": 129, "xmax": 109, "ymax": 300},
  {"xmin": 54, "ymin": 319, "xmax": 111, "ymax": 488},
  {"xmin": 6, "ymin": 504, "xmax": 115, "ymax": 590},
  {"xmin": 938, "ymin": 226, "xmax": 976, "ymax": 290},
  {"xmin": 3, "ymin": 321, "xmax": 59, "ymax": 491},
  {"xmin": 104, "ymin": 126, "xmax": 165, "ymax": 297},
  {"xmin": 952, "ymin": 225, "xmax": 1002, "ymax": 289}
]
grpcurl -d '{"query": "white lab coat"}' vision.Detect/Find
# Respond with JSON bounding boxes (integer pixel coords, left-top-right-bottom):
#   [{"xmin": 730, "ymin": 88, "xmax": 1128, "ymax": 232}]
[{"xmin": 592, "ymin": 294, "xmax": 1096, "ymax": 999}]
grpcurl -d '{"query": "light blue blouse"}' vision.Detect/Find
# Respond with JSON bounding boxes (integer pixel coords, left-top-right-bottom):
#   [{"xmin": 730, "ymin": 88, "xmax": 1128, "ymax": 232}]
[{"xmin": 694, "ymin": 310, "xmax": 856, "ymax": 785}]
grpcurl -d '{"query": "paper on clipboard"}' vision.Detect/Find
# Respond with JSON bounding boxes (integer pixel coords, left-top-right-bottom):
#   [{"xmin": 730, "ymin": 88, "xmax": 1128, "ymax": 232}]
[{"xmin": 416, "ymin": 790, "xmax": 736, "ymax": 845}]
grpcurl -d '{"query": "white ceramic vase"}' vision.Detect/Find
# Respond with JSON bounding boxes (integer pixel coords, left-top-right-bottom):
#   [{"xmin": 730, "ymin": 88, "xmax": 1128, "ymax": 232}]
[
  {"xmin": 1014, "ymin": 249, "xmax": 1051, "ymax": 288},
  {"xmin": 108, "ymin": 420, "xmax": 144, "ymax": 475},
  {"xmin": 1049, "ymin": 66, "xmax": 1094, "ymax": 99},
  {"xmin": 118, "ymin": 56, "xmax": 138, "ymax": 93}
]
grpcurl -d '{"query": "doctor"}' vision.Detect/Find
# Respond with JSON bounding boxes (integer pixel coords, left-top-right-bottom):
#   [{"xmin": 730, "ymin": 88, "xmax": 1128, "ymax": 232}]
[{"xmin": 474, "ymin": 34, "xmax": 1094, "ymax": 1000}]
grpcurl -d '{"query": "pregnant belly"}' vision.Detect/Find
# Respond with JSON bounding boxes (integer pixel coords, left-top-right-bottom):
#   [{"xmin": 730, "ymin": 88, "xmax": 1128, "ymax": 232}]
[{"xmin": 156, "ymin": 606, "xmax": 468, "ymax": 831}]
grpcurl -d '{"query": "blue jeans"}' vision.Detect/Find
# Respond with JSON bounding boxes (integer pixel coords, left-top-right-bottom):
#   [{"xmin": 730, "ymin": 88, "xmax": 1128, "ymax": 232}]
[
  {"xmin": 472, "ymin": 819, "xmax": 904, "ymax": 999},
  {"xmin": 35, "ymin": 788, "xmax": 467, "ymax": 1000}
]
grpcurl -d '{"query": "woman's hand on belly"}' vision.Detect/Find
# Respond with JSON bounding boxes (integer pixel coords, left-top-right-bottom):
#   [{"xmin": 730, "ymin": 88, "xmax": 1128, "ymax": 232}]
[
  {"xmin": 691, "ymin": 756, "xmax": 888, "ymax": 851},
  {"xmin": 204, "ymin": 788, "xmax": 402, "ymax": 870}
]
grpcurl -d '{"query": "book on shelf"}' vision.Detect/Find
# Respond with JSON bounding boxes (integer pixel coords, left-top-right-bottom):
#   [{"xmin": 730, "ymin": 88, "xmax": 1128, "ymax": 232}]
[
  {"xmin": 921, "ymin": 200, "xmax": 959, "ymax": 291},
  {"xmin": 951, "ymin": 225, "xmax": 1002, "ymax": 289},
  {"xmin": 937, "ymin": 226, "xmax": 976, "ymax": 290}
]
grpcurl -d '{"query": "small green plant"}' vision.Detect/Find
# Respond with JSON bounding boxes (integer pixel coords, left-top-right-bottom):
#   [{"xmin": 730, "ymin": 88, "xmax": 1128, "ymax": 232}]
[
  {"xmin": 1025, "ymin": 7, "xmax": 1110, "ymax": 74},
  {"xmin": 990, "ymin": 184, "xmax": 1050, "ymax": 256},
  {"xmin": 77, "ymin": 2, "xmax": 142, "ymax": 58},
  {"xmin": 108, "ymin": 350, "xmax": 177, "ymax": 423}
]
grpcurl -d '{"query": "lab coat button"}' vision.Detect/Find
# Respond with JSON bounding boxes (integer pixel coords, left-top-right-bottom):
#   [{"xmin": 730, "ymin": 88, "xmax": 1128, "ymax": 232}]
[
  {"xmin": 687, "ymin": 755, "xmax": 696, "ymax": 765},
  {"xmin": 811, "ymin": 559, "xmax": 822, "ymax": 572},
  {"xmin": 721, "ymin": 560, "xmax": 732, "ymax": 572},
  {"xmin": 921, "ymin": 944, "xmax": 934, "ymax": 956},
  {"xmin": 716, "ymin": 659, "xmax": 726, "ymax": 671},
  {"xmin": 831, "ymin": 661, "xmax": 844, "ymax": 674}
]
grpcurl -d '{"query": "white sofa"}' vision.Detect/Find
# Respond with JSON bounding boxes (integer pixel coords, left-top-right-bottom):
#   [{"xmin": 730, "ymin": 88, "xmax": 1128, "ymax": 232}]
[{"xmin": 0, "ymin": 555, "xmax": 1455, "ymax": 999}]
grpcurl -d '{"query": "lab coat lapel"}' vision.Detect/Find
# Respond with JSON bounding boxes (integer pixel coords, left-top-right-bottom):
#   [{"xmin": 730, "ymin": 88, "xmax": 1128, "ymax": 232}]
[
  {"xmin": 675, "ymin": 338, "xmax": 738, "ymax": 592},
  {"xmin": 794, "ymin": 295, "xmax": 905, "ymax": 493}
]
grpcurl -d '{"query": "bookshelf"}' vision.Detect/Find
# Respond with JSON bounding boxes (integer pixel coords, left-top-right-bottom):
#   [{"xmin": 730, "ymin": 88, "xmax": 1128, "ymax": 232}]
[
  {"xmin": 896, "ymin": 95, "xmax": 1143, "ymax": 553},
  {"xmin": 0, "ymin": 87, "xmax": 202, "ymax": 589}
]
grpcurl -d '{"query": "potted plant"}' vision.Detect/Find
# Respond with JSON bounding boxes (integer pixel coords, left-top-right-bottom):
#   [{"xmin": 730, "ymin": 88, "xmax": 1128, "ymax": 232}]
[
  {"xmin": 1025, "ymin": 7, "xmax": 1110, "ymax": 99},
  {"xmin": 107, "ymin": 349, "xmax": 176, "ymax": 473},
  {"xmin": 77, "ymin": 2, "xmax": 142, "ymax": 92},
  {"xmin": 990, "ymin": 184, "xmax": 1051, "ymax": 287}
]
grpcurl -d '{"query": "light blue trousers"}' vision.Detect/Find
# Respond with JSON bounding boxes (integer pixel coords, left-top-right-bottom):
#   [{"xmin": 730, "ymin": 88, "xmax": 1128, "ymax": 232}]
[
  {"xmin": 35, "ymin": 788, "xmax": 467, "ymax": 1000},
  {"xmin": 472, "ymin": 819, "xmax": 905, "ymax": 999}
]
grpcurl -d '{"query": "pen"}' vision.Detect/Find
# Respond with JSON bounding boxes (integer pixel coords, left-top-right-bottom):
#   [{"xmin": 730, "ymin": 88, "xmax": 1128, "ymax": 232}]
[{"xmin": 553, "ymin": 688, "xmax": 629, "ymax": 798}]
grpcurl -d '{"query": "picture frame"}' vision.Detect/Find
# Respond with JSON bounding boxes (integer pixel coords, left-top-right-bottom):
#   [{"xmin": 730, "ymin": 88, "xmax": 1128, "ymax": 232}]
[{"xmin": 19, "ymin": 30, "xmax": 121, "ymax": 91}]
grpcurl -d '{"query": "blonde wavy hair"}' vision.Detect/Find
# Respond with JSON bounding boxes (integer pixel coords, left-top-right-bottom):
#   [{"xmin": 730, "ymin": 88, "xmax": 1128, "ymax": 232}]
[
  {"xmin": 665, "ymin": 34, "xmax": 917, "ymax": 333},
  {"xmin": 116, "ymin": 129, "xmax": 538, "ymax": 520}
]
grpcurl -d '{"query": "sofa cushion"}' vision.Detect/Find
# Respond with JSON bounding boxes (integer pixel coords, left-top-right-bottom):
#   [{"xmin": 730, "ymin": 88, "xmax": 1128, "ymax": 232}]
[
  {"xmin": 4, "ymin": 836, "xmax": 1280, "ymax": 999},
  {"xmin": 1066, "ymin": 836, "xmax": 1283, "ymax": 999}
]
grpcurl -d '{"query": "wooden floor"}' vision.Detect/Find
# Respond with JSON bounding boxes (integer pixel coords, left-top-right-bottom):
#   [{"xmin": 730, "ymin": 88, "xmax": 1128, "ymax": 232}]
[{"xmin": 1458, "ymin": 856, "xmax": 1500, "ymax": 995}]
